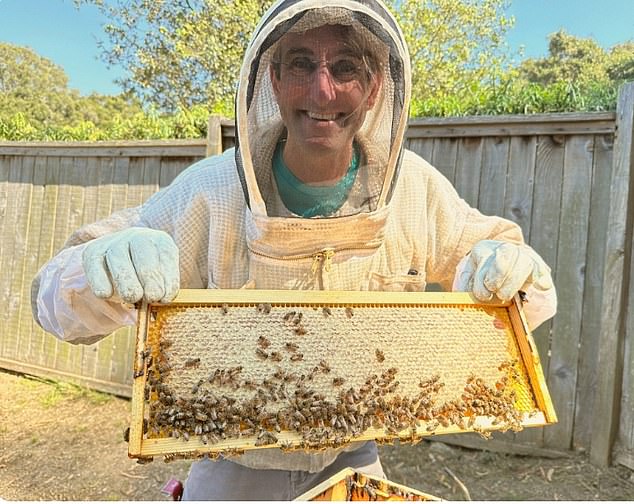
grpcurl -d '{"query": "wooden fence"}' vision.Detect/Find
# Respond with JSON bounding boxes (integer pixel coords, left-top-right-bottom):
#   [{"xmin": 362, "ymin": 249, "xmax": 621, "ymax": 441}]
[{"xmin": 1, "ymin": 83, "xmax": 632, "ymax": 469}]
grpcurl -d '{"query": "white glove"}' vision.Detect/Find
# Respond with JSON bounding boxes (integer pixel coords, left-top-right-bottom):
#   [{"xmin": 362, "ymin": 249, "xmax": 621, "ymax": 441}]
[
  {"xmin": 453, "ymin": 240, "xmax": 553, "ymax": 302},
  {"xmin": 82, "ymin": 228, "xmax": 180, "ymax": 304}
]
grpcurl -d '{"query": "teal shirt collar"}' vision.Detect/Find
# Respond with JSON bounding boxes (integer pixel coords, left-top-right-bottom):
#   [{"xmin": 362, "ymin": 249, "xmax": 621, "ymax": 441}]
[{"xmin": 272, "ymin": 142, "xmax": 360, "ymax": 217}]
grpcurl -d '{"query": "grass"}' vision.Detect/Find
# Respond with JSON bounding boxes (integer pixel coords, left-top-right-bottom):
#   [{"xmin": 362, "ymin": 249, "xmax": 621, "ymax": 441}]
[
  {"xmin": 15, "ymin": 374, "xmax": 113, "ymax": 408},
  {"xmin": 41, "ymin": 381, "xmax": 112, "ymax": 408}
]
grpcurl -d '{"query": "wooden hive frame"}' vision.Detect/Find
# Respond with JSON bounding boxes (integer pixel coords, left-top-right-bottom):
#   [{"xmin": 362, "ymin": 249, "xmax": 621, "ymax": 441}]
[
  {"xmin": 294, "ymin": 467, "xmax": 442, "ymax": 501},
  {"xmin": 128, "ymin": 290, "xmax": 556, "ymax": 462}
]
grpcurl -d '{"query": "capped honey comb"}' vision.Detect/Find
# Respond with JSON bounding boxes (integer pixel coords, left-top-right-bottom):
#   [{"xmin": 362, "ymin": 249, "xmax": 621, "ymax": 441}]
[{"xmin": 128, "ymin": 289, "xmax": 556, "ymax": 462}]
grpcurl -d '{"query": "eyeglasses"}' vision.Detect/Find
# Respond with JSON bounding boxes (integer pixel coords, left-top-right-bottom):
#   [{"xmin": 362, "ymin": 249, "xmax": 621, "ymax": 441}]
[{"xmin": 275, "ymin": 55, "xmax": 365, "ymax": 83}]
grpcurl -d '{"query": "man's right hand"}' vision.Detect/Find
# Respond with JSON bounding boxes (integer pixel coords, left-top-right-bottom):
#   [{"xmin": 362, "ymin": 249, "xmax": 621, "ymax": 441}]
[{"xmin": 82, "ymin": 228, "xmax": 180, "ymax": 304}]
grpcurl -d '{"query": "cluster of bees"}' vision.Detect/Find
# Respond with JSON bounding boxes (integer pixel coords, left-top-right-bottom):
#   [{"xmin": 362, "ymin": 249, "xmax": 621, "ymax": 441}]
[
  {"xmin": 321, "ymin": 472, "xmax": 432, "ymax": 501},
  {"xmin": 141, "ymin": 304, "xmax": 526, "ymax": 458}
]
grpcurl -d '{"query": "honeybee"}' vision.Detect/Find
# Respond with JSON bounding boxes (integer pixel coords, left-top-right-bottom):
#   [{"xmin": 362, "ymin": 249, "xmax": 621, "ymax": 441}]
[
  {"xmin": 294, "ymin": 326, "xmax": 307, "ymax": 336},
  {"xmin": 255, "ymin": 348, "xmax": 269, "ymax": 360},
  {"xmin": 285, "ymin": 342, "xmax": 299, "ymax": 352},
  {"xmin": 184, "ymin": 357, "xmax": 201, "ymax": 368},
  {"xmin": 279, "ymin": 440, "xmax": 294, "ymax": 451},
  {"xmin": 375, "ymin": 349, "xmax": 385, "ymax": 363},
  {"xmin": 257, "ymin": 336, "xmax": 271, "ymax": 349},
  {"xmin": 322, "ymin": 307, "xmax": 332, "ymax": 317},
  {"xmin": 221, "ymin": 304, "xmax": 229, "ymax": 315},
  {"xmin": 270, "ymin": 351, "xmax": 283, "ymax": 362},
  {"xmin": 290, "ymin": 353, "xmax": 304, "ymax": 362},
  {"xmin": 157, "ymin": 362, "xmax": 172, "ymax": 374},
  {"xmin": 345, "ymin": 307, "xmax": 354, "ymax": 318},
  {"xmin": 332, "ymin": 377, "xmax": 345, "ymax": 387},
  {"xmin": 257, "ymin": 303, "xmax": 272, "ymax": 314},
  {"xmin": 283, "ymin": 311, "xmax": 296, "ymax": 322},
  {"xmin": 318, "ymin": 360, "xmax": 331, "ymax": 373}
]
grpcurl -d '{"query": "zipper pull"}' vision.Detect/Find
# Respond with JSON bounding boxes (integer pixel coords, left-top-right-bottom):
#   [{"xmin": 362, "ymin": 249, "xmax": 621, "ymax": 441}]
[
  {"xmin": 311, "ymin": 252, "xmax": 323, "ymax": 275},
  {"xmin": 311, "ymin": 249, "xmax": 335, "ymax": 275},
  {"xmin": 322, "ymin": 248, "xmax": 335, "ymax": 273}
]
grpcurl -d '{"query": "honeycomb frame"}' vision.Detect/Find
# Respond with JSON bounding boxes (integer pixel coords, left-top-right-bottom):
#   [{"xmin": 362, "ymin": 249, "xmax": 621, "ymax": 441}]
[{"xmin": 128, "ymin": 289, "xmax": 556, "ymax": 461}]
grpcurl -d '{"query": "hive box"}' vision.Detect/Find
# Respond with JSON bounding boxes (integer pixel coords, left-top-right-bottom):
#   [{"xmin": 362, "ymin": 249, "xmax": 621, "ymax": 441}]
[{"xmin": 295, "ymin": 468, "xmax": 441, "ymax": 501}]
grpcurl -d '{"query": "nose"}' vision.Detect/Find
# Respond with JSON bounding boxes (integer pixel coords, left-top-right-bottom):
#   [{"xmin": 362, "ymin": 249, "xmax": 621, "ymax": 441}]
[{"xmin": 309, "ymin": 65, "xmax": 336, "ymax": 105}]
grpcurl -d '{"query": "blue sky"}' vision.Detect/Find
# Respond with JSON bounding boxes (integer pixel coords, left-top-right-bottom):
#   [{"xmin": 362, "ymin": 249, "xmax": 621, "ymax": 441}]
[{"xmin": 1, "ymin": 0, "xmax": 633, "ymax": 96}]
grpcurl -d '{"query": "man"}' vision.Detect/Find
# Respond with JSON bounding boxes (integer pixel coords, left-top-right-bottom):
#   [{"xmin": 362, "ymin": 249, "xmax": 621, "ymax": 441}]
[{"xmin": 32, "ymin": 0, "xmax": 556, "ymax": 500}]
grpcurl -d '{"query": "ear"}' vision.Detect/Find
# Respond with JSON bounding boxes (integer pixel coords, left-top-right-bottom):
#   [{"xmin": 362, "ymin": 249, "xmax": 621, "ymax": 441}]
[{"xmin": 365, "ymin": 73, "xmax": 382, "ymax": 110}]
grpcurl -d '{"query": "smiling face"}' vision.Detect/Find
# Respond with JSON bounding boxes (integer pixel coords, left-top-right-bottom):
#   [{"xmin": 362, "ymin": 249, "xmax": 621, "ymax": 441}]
[{"xmin": 270, "ymin": 24, "xmax": 381, "ymax": 166}]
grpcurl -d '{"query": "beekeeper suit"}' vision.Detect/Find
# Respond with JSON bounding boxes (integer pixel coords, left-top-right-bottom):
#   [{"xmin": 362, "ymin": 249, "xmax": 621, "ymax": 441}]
[{"xmin": 32, "ymin": 0, "xmax": 556, "ymax": 499}]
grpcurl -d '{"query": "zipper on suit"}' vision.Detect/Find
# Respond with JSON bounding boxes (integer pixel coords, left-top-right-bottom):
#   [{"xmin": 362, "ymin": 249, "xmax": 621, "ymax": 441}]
[{"xmin": 248, "ymin": 244, "xmax": 380, "ymax": 289}]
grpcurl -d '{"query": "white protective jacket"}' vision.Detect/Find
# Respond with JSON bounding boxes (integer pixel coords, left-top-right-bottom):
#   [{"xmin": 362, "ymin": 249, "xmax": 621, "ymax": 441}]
[{"xmin": 32, "ymin": 0, "xmax": 556, "ymax": 472}]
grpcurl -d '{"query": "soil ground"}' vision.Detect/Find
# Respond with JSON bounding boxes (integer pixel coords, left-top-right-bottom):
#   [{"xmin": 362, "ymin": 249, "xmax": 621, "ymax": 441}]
[{"xmin": 1, "ymin": 370, "xmax": 633, "ymax": 501}]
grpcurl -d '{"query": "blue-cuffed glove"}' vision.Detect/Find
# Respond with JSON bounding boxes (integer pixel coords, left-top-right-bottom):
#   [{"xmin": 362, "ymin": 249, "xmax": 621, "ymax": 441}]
[
  {"xmin": 454, "ymin": 240, "xmax": 553, "ymax": 302},
  {"xmin": 82, "ymin": 228, "xmax": 180, "ymax": 304}
]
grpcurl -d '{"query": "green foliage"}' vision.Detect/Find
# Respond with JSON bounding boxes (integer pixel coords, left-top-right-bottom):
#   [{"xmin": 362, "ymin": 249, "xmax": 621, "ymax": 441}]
[
  {"xmin": 518, "ymin": 31, "xmax": 633, "ymax": 89},
  {"xmin": 411, "ymin": 79, "xmax": 619, "ymax": 117},
  {"xmin": 0, "ymin": 106, "xmax": 212, "ymax": 141},
  {"xmin": 389, "ymin": 0, "xmax": 514, "ymax": 105},
  {"xmin": 0, "ymin": 42, "xmax": 144, "ymax": 133},
  {"xmin": 76, "ymin": 0, "xmax": 275, "ymax": 112},
  {"xmin": 78, "ymin": 0, "xmax": 513, "ymax": 113}
]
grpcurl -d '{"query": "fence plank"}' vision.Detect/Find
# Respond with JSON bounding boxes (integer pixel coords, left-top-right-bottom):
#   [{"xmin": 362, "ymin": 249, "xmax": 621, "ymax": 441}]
[
  {"xmin": 405, "ymin": 138, "xmax": 434, "ymax": 162},
  {"xmin": 505, "ymin": 136, "xmax": 536, "ymax": 240},
  {"xmin": 0, "ymin": 156, "xmax": 13, "ymax": 353},
  {"xmin": 77, "ymin": 157, "xmax": 102, "ymax": 382},
  {"xmin": 5, "ymin": 156, "xmax": 35, "ymax": 361},
  {"xmin": 407, "ymin": 112, "xmax": 616, "ymax": 138},
  {"xmin": 528, "ymin": 135, "xmax": 565, "ymax": 370},
  {"xmin": 0, "ymin": 140, "xmax": 206, "ymax": 157},
  {"xmin": 141, "ymin": 157, "xmax": 161, "ymax": 203},
  {"xmin": 36, "ymin": 157, "xmax": 62, "ymax": 370},
  {"xmin": 616, "ymin": 253, "xmax": 634, "ymax": 469},
  {"xmin": 430, "ymin": 138, "xmax": 458, "ymax": 185},
  {"xmin": 454, "ymin": 138, "xmax": 483, "ymax": 208},
  {"xmin": 15, "ymin": 157, "xmax": 45, "ymax": 362},
  {"xmin": 478, "ymin": 137, "xmax": 509, "ymax": 217},
  {"xmin": 503, "ymin": 137, "xmax": 538, "ymax": 446},
  {"xmin": 24, "ymin": 157, "xmax": 49, "ymax": 365},
  {"xmin": 0, "ymin": 158, "xmax": 10, "ymax": 265},
  {"xmin": 544, "ymin": 135, "xmax": 594, "ymax": 450},
  {"xmin": 160, "ymin": 157, "xmax": 193, "ymax": 188},
  {"xmin": 592, "ymin": 83, "xmax": 634, "ymax": 466},
  {"xmin": 512, "ymin": 136, "xmax": 565, "ymax": 447},
  {"xmin": 573, "ymin": 134, "xmax": 614, "ymax": 450},
  {"xmin": 1, "ymin": 157, "xmax": 24, "ymax": 359},
  {"xmin": 53, "ymin": 157, "xmax": 87, "ymax": 376},
  {"xmin": 94, "ymin": 157, "xmax": 130, "ymax": 385}
]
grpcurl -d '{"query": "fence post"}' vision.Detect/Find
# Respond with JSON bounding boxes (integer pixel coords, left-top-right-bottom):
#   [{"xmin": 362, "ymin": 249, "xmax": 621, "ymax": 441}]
[
  {"xmin": 591, "ymin": 82, "xmax": 634, "ymax": 466},
  {"xmin": 206, "ymin": 115, "xmax": 223, "ymax": 157}
]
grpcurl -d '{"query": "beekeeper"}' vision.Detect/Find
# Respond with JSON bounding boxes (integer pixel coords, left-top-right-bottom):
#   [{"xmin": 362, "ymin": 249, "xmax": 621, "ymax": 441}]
[{"xmin": 32, "ymin": 0, "xmax": 557, "ymax": 500}]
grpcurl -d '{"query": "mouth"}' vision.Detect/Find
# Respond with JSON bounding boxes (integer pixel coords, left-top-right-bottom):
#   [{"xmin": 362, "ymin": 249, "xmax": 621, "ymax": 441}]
[{"xmin": 305, "ymin": 111, "xmax": 344, "ymax": 122}]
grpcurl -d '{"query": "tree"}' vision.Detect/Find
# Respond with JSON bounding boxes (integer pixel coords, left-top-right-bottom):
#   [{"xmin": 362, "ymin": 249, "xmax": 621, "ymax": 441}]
[
  {"xmin": 78, "ymin": 0, "xmax": 513, "ymax": 112},
  {"xmin": 391, "ymin": 0, "xmax": 514, "ymax": 102},
  {"xmin": 77, "ymin": 0, "xmax": 275, "ymax": 112},
  {"xmin": 0, "ymin": 42, "xmax": 142, "ymax": 129},
  {"xmin": 0, "ymin": 42, "xmax": 77, "ymax": 126},
  {"xmin": 517, "ymin": 31, "xmax": 634, "ymax": 88},
  {"xmin": 517, "ymin": 31, "xmax": 608, "ymax": 87}
]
